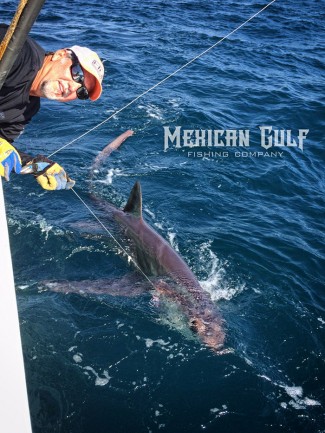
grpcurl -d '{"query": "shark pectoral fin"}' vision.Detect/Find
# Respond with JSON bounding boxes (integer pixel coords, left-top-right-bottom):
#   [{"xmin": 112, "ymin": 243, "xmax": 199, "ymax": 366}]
[{"xmin": 123, "ymin": 181, "xmax": 142, "ymax": 218}]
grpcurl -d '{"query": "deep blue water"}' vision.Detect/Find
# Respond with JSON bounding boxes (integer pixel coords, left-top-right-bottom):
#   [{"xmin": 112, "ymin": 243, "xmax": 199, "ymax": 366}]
[{"xmin": 2, "ymin": 0, "xmax": 325, "ymax": 432}]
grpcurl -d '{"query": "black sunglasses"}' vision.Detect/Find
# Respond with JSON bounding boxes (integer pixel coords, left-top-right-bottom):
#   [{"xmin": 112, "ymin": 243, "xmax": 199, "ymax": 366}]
[{"xmin": 68, "ymin": 50, "xmax": 89, "ymax": 100}]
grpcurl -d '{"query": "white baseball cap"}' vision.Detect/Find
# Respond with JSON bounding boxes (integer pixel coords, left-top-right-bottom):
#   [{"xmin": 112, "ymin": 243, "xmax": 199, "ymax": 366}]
[{"xmin": 68, "ymin": 45, "xmax": 104, "ymax": 101}]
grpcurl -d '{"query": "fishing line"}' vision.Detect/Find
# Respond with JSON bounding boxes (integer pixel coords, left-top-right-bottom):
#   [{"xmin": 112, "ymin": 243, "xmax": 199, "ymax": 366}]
[
  {"xmin": 47, "ymin": 0, "xmax": 277, "ymax": 158},
  {"xmin": 65, "ymin": 1, "xmax": 277, "ymax": 284},
  {"xmin": 71, "ymin": 187, "xmax": 157, "ymax": 290}
]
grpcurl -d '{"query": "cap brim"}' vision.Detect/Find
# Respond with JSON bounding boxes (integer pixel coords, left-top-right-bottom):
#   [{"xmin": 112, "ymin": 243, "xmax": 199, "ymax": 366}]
[
  {"xmin": 80, "ymin": 65, "xmax": 102, "ymax": 101},
  {"xmin": 89, "ymin": 80, "xmax": 102, "ymax": 101}
]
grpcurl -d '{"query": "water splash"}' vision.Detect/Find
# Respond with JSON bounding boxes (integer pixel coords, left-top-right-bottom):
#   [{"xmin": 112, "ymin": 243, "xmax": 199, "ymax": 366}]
[{"xmin": 197, "ymin": 241, "xmax": 246, "ymax": 301}]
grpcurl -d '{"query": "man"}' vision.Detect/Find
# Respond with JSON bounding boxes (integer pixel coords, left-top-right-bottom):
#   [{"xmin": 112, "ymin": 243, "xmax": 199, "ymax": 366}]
[{"xmin": 0, "ymin": 24, "xmax": 104, "ymax": 190}]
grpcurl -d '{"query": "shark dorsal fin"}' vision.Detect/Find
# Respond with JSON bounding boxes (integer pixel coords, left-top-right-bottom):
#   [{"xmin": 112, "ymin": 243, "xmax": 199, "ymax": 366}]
[{"xmin": 123, "ymin": 181, "xmax": 142, "ymax": 218}]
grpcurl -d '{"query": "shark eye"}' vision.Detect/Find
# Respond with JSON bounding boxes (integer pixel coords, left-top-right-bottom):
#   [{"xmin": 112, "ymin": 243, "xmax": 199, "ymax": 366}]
[{"xmin": 189, "ymin": 319, "xmax": 199, "ymax": 334}]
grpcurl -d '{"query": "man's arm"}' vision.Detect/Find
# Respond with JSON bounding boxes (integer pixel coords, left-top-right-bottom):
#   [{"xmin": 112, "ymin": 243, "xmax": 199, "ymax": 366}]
[
  {"xmin": 0, "ymin": 121, "xmax": 27, "ymax": 145},
  {"xmin": 0, "ymin": 124, "xmax": 33, "ymax": 165}
]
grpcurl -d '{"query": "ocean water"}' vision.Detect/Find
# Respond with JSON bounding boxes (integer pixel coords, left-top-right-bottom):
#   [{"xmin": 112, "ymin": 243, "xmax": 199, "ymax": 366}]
[{"xmin": 2, "ymin": 0, "xmax": 325, "ymax": 432}]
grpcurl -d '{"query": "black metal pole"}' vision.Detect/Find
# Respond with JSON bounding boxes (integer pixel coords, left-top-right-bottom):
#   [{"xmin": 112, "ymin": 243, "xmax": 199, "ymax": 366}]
[{"xmin": 0, "ymin": 0, "xmax": 46, "ymax": 91}]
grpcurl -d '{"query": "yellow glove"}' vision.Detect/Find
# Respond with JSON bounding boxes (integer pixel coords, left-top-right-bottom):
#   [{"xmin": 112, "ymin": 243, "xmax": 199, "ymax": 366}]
[
  {"xmin": 0, "ymin": 137, "xmax": 22, "ymax": 181},
  {"xmin": 23, "ymin": 155, "xmax": 75, "ymax": 190}
]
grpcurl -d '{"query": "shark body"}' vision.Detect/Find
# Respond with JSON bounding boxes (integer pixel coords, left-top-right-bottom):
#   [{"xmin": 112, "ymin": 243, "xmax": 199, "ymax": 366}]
[
  {"xmin": 46, "ymin": 131, "xmax": 225, "ymax": 351},
  {"xmin": 92, "ymin": 181, "xmax": 225, "ymax": 351}
]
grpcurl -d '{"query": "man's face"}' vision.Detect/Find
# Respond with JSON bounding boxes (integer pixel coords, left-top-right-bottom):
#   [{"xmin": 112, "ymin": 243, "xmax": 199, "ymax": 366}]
[{"xmin": 38, "ymin": 49, "xmax": 95, "ymax": 102}]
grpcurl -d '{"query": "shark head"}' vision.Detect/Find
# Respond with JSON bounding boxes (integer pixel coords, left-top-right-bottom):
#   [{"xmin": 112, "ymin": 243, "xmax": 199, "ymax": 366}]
[{"xmin": 189, "ymin": 313, "xmax": 225, "ymax": 352}]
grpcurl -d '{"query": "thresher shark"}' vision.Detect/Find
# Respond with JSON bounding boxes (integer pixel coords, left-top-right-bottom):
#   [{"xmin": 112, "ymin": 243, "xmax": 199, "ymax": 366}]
[{"xmin": 44, "ymin": 131, "xmax": 225, "ymax": 352}]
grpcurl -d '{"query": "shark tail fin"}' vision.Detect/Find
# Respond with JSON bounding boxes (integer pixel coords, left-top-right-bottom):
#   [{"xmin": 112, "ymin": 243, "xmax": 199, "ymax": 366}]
[{"xmin": 124, "ymin": 181, "xmax": 142, "ymax": 218}]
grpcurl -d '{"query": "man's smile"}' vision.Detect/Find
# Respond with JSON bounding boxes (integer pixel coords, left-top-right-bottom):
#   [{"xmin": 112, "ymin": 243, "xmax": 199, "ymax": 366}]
[{"xmin": 58, "ymin": 80, "xmax": 70, "ymax": 98}]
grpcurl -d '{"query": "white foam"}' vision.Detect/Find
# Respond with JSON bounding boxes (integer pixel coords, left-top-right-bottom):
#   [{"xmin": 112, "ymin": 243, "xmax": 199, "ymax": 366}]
[
  {"xmin": 289, "ymin": 400, "xmax": 305, "ymax": 410},
  {"xmin": 259, "ymin": 376, "xmax": 322, "ymax": 410},
  {"xmin": 210, "ymin": 408, "xmax": 219, "ymax": 414},
  {"xmin": 154, "ymin": 221, "xmax": 163, "ymax": 230},
  {"xmin": 7, "ymin": 212, "xmax": 64, "ymax": 240},
  {"xmin": 209, "ymin": 405, "xmax": 229, "ymax": 419},
  {"xmin": 304, "ymin": 397, "xmax": 321, "ymax": 407},
  {"xmin": 83, "ymin": 366, "xmax": 111, "ymax": 386},
  {"xmin": 137, "ymin": 103, "xmax": 164, "ymax": 121},
  {"xmin": 144, "ymin": 338, "xmax": 170, "ymax": 349},
  {"xmin": 168, "ymin": 232, "xmax": 179, "ymax": 252},
  {"xmin": 17, "ymin": 285, "xmax": 29, "ymax": 290},
  {"xmin": 282, "ymin": 384, "xmax": 321, "ymax": 408},
  {"xmin": 73, "ymin": 354, "xmax": 83, "ymax": 363},
  {"xmin": 65, "ymin": 245, "xmax": 94, "ymax": 259},
  {"xmin": 68, "ymin": 346, "xmax": 77, "ymax": 352},
  {"xmin": 198, "ymin": 241, "xmax": 245, "ymax": 301},
  {"xmin": 257, "ymin": 374, "xmax": 272, "ymax": 382},
  {"xmin": 38, "ymin": 218, "xmax": 54, "ymax": 239},
  {"xmin": 96, "ymin": 168, "xmax": 124, "ymax": 185},
  {"xmin": 95, "ymin": 371, "xmax": 110, "ymax": 387},
  {"xmin": 285, "ymin": 386, "xmax": 303, "ymax": 399},
  {"xmin": 168, "ymin": 98, "xmax": 181, "ymax": 109}
]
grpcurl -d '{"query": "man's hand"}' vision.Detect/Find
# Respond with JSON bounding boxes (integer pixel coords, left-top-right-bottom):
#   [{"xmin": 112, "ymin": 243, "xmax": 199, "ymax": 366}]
[
  {"xmin": 0, "ymin": 138, "xmax": 22, "ymax": 181},
  {"xmin": 24, "ymin": 155, "xmax": 75, "ymax": 190}
]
